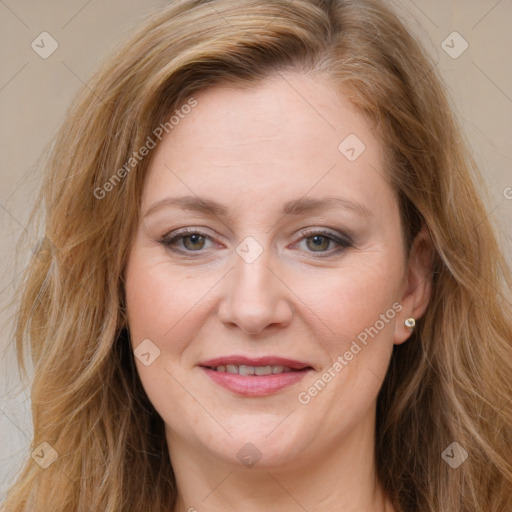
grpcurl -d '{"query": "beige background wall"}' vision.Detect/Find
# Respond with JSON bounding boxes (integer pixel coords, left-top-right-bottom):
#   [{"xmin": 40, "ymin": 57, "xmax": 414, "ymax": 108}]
[{"xmin": 1, "ymin": 0, "xmax": 511, "ymax": 499}]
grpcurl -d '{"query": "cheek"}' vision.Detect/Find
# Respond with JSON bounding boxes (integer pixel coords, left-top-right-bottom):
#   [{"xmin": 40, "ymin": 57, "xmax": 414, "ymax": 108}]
[
  {"xmin": 124, "ymin": 245, "xmax": 208, "ymax": 349},
  {"xmin": 123, "ymin": 247, "xmax": 210, "ymax": 418},
  {"xmin": 298, "ymin": 256, "xmax": 404, "ymax": 417},
  {"xmin": 305, "ymin": 256, "xmax": 403, "ymax": 350},
  {"xmin": 125, "ymin": 240, "xmax": 405, "ymax": 358}
]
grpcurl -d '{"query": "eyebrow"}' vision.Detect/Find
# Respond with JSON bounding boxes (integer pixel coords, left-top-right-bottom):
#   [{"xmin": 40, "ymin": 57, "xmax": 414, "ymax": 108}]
[{"xmin": 143, "ymin": 195, "xmax": 372, "ymax": 219}]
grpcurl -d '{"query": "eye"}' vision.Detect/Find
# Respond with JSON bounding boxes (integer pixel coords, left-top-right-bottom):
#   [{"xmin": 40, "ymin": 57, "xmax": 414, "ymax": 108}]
[
  {"xmin": 158, "ymin": 228, "xmax": 217, "ymax": 254},
  {"xmin": 295, "ymin": 228, "xmax": 353, "ymax": 257},
  {"xmin": 158, "ymin": 227, "xmax": 353, "ymax": 257}
]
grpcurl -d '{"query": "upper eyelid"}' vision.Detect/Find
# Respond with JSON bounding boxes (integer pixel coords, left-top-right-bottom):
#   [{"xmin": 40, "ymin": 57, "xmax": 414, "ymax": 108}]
[{"xmin": 299, "ymin": 227, "xmax": 352, "ymax": 242}]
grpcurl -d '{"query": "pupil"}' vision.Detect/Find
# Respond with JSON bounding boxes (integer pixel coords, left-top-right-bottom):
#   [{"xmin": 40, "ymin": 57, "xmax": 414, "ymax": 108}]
[
  {"xmin": 309, "ymin": 235, "xmax": 328, "ymax": 251},
  {"xmin": 185, "ymin": 234, "xmax": 204, "ymax": 250}
]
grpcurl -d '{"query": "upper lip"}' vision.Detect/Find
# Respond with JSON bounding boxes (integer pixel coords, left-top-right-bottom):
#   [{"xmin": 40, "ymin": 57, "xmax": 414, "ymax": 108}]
[{"xmin": 199, "ymin": 355, "xmax": 313, "ymax": 370}]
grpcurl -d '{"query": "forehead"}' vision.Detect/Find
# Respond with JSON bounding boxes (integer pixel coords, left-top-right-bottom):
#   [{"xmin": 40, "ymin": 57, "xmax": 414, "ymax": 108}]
[{"xmin": 141, "ymin": 72, "xmax": 394, "ymax": 221}]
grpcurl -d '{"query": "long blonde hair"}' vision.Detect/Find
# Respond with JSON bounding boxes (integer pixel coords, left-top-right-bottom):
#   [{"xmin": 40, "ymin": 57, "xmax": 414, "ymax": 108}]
[{"xmin": 2, "ymin": 0, "xmax": 511, "ymax": 510}]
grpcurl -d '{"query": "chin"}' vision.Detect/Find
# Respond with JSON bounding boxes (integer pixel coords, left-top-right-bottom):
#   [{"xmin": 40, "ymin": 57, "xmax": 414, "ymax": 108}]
[{"xmin": 191, "ymin": 416, "xmax": 311, "ymax": 469}]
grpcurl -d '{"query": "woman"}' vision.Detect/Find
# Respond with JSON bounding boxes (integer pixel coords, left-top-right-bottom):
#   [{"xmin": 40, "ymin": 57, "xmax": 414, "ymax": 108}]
[{"xmin": 3, "ymin": 0, "xmax": 511, "ymax": 510}]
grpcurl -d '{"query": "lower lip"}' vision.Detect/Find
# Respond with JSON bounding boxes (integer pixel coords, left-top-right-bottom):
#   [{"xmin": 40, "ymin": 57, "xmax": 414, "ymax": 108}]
[{"xmin": 201, "ymin": 367, "xmax": 310, "ymax": 396}]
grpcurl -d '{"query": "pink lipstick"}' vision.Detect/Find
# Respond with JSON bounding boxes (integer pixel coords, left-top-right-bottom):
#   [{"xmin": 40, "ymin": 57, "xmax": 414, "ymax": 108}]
[{"xmin": 199, "ymin": 355, "xmax": 313, "ymax": 397}]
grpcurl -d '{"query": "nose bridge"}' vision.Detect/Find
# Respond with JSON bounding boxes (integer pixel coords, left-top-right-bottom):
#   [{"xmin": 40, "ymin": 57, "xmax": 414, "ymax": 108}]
[
  {"xmin": 234, "ymin": 244, "xmax": 272, "ymax": 295},
  {"xmin": 232, "ymin": 234, "xmax": 273, "ymax": 289},
  {"xmin": 218, "ymin": 237, "xmax": 293, "ymax": 334}
]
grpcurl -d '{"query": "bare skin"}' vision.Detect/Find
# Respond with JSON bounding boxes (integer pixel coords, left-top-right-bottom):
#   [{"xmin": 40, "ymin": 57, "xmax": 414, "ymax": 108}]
[{"xmin": 124, "ymin": 71, "xmax": 433, "ymax": 512}]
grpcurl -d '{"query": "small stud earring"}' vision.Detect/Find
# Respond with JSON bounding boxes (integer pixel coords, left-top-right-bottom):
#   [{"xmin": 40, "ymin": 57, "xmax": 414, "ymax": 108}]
[{"xmin": 405, "ymin": 318, "xmax": 416, "ymax": 333}]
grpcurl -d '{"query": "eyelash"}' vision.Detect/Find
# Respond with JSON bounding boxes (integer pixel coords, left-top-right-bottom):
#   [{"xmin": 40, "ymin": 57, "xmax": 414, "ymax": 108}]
[{"xmin": 158, "ymin": 227, "xmax": 353, "ymax": 258}]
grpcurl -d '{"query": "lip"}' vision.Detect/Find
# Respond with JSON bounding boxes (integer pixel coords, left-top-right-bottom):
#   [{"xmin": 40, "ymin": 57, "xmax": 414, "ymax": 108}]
[{"xmin": 199, "ymin": 355, "xmax": 313, "ymax": 397}]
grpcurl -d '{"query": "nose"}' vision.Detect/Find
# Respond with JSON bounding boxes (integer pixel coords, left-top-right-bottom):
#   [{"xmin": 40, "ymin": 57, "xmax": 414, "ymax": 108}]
[{"xmin": 217, "ymin": 247, "xmax": 294, "ymax": 336}]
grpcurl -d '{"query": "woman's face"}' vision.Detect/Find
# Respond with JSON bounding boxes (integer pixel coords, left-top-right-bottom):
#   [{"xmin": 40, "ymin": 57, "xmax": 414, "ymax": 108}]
[{"xmin": 125, "ymin": 72, "xmax": 429, "ymax": 470}]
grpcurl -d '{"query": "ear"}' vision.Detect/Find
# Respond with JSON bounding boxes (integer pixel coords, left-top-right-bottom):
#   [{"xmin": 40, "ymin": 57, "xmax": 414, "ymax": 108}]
[{"xmin": 394, "ymin": 223, "xmax": 435, "ymax": 345}]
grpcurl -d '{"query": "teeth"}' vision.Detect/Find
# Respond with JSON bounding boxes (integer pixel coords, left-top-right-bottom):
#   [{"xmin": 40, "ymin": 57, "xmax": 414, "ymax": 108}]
[
  {"xmin": 212, "ymin": 364, "xmax": 293, "ymax": 375},
  {"xmin": 237, "ymin": 365, "xmax": 253, "ymax": 376},
  {"xmin": 254, "ymin": 366, "xmax": 272, "ymax": 376}
]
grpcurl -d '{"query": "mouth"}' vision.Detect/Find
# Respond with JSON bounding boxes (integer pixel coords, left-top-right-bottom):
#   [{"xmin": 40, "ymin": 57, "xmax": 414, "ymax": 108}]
[
  {"xmin": 205, "ymin": 364, "xmax": 306, "ymax": 375},
  {"xmin": 198, "ymin": 356, "xmax": 313, "ymax": 396}
]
